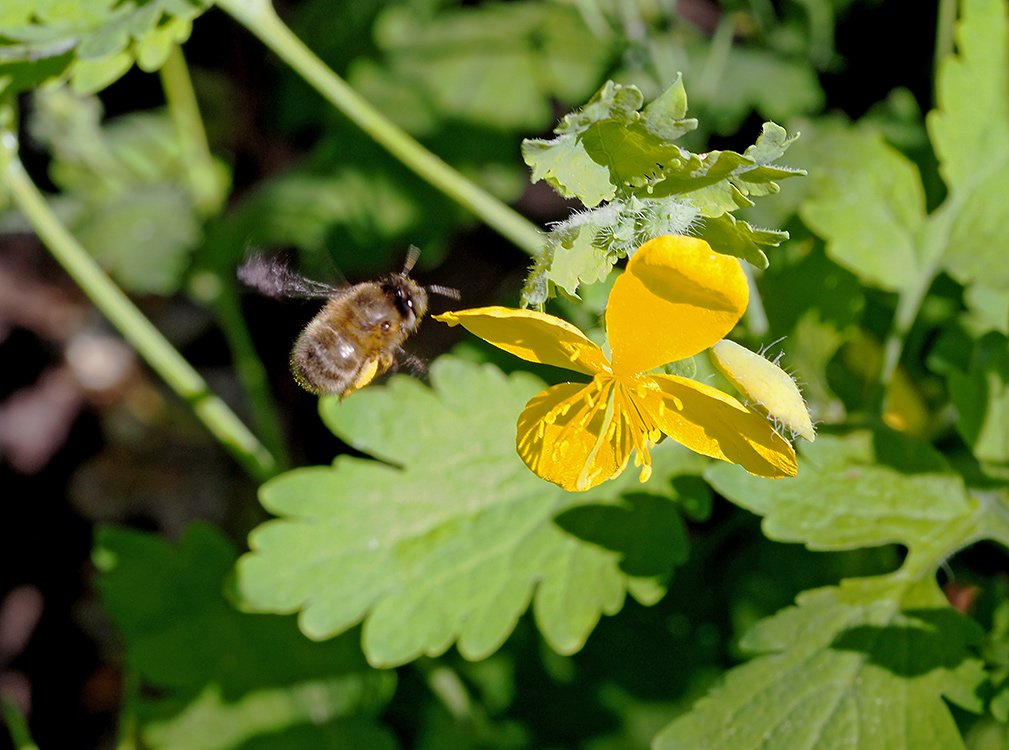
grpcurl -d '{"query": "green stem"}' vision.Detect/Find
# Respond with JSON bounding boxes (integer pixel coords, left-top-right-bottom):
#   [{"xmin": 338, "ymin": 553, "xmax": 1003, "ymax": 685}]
[
  {"xmin": 1, "ymin": 129, "xmax": 278, "ymax": 482},
  {"xmin": 420, "ymin": 661, "xmax": 474, "ymax": 721},
  {"xmin": 1, "ymin": 697, "xmax": 38, "ymax": 750},
  {"xmin": 205, "ymin": 277, "xmax": 291, "ymax": 469},
  {"xmin": 870, "ymin": 261, "xmax": 937, "ymax": 413},
  {"xmin": 159, "ymin": 44, "xmax": 222, "ymax": 217},
  {"xmin": 160, "ymin": 44, "xmax": 289, "ymax": 469},
  {"xmin": 741, "ymin": 263, "xmax": 768, "ymax": 337},
  {"xmin": 215, "ymin": 0, "xmax": 543, "ymax": 256},
  {"xmin": 416, "ymin": 658, "xmax": 497, "ymax": 741},
  {"xmin": 934, "ymin": 0, "xmax": 959, "ymax": 90},
  {"xmin": 113, "ymin": 668, "xmax": 139, "ymax": 750},
  {"xmin": 697, "ymin": 14, "xmax": 735, "ymax": 104}
]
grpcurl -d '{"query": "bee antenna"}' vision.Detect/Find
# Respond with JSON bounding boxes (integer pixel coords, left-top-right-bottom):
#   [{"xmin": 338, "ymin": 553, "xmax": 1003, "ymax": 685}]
[
  {"xmin": 402, "ymin": 245, "xmax": 422, "ymax": 276},
  {"xmin": 427, "ymin": 284, "xmax": 461, "ymax": 300}
]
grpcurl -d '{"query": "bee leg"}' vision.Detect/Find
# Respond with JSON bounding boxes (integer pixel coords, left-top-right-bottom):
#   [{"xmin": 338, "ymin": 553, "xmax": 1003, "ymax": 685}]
[{"xmin": 396, "ymin": 349, "xmax": 427, "ymax": 375}]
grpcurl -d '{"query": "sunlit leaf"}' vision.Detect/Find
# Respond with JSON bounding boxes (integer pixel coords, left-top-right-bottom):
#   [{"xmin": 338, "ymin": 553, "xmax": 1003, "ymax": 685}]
[
  {"xmin": 964, "ymin": 284, "xmax": 1009, "ymax": 334},
  {"xmin": 706, "ymin": 429, "xmax": 974, "ymax": 553},
  {"xmin": 520, "ymin": 81, "xmax": 802, "ymax": 303},
  {"xmin": 928, "ymin": 0, "xmax": 1009, "ymax": 288},
  {"xmin": 237, "ymin": 357, "xmax": 705, "ymax": 667}
]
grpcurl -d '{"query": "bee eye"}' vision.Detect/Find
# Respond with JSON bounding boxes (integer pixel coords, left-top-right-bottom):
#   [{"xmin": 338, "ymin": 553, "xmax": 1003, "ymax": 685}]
[{"xmin": 381, "ymin": 321, "xmax": 391, "ymax": 330}]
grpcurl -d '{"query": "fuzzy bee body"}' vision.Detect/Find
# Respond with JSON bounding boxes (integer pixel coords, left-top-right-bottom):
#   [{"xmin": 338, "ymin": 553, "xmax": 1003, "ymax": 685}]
[
  {"xmin": 238, "ymin": 251, "xmax": 455, "ymax": 398},
  {"xmin": 290, "ymin": 277, "xmax": 427, "ymax": 397}
]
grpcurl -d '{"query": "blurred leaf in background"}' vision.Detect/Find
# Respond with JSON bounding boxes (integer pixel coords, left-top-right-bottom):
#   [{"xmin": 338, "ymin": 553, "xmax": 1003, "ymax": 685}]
[
  {"xmin": 0, "ymin": 87, "xmax": 228, "ymax": 294},
  {"xmin": 95, "ymin": 523, "xmax": 398, "ymax": 749},
  {"xmin": 0, "ymin": 0, "xmax": 211, "ymax": 99}
]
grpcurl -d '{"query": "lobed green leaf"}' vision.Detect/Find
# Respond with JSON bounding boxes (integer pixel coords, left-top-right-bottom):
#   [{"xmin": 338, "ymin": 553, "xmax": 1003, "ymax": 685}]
[
  {"xmin": 706, "ymin": 429, "xmax": 974, "ymax": 553},
  {"xmin": 521, "ymin": 79, "xmax": 693, "ymax": 209},
  {"xmin": 655, "ymin": 577, "xmax": 986, "ymax": 750},
  {"xmin": 237, "ymin": 357, "xmax": 706, "ymax": 667},
  {"xmin": 927, "ymin": 0, "xmax": 1009, "ymax": 288},
  {"xmin": 3, "ymin": 87, "xmax": 227, "ymax": 294}
]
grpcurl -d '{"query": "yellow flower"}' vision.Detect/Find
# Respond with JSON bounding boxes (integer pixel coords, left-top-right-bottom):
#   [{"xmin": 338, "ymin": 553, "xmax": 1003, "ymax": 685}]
[{"xmin": 435, "ymin": 235, "xmax": 798, "ymax": 491}]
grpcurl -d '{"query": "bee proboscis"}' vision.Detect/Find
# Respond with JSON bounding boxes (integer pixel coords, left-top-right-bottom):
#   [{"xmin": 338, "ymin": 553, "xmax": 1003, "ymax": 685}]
[{"xmin": 238, "ymin": 248, "xmax": 459, "ymax": 398}]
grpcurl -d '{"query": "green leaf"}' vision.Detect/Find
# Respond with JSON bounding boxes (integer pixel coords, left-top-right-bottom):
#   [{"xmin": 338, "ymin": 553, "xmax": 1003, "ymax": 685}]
[
  {"xmin": 799, "ymin": 1, "xmax": 1009, "ymax": 295},
  {"xmin": 695, "ymin": 213, "xmax": 785, "ymax": 270},
  {"xmin": 964, "ymin": 284, "xmax": 1009, "ymax": 335},
  {"xmin": 984, "ymin": 598, "xmax": 1009, "ymax": 723},
  {"xmin": 94, "ymin": 523, "xmax": 397, "ymax": 750},
  {"xmin": 71, "ymin": 183, "xmax": 200, "ymax": 292},
  {"xmin": 706, "ymin": 429, "xmax": 974, "ymax": 553},
  {"xmin": 356, "ymin": 2, "xmax": 615, "ymax": 133},
  {"xmin": 0, "ymin": 0, "xmax": 210, "ymax": 99},
  {"xmin": 539, "ymin": 224, "xmax": 614, "ymax": 299},
  {"xmin": 520, "ymin": 81, "xmax": 801, "ymax": 302},
  {"xmin": 521, "ymin": 79, "xmax": 691, "ymax": 208},
  {"xmin": 800, "ymin": 125, "xmax": 927, "ymax": 292},
  {"xmin": 655, "ymin": 577, "xmax": 986, "ymax": 750},
  {"xmin": 13, "ymin": 87, "xmax": 225, "ymax": 294},
  {"xmin": 650, "ymin": 123, "xmax": 803, "ymax": 209},
  {"xmin": 237, "ymin": 357, "xmax": 705, "ymax": 667},
  {"xmin": 927, "ymin": 0, "xmax": 1009, "ymax": 288},
  {"xmin": 928, "ymin": 0, "xmax": 1009, "ymax": 193},
  {"xmin": 948, "ymin": 332, "xmax": 1009, "ymax": 464}
]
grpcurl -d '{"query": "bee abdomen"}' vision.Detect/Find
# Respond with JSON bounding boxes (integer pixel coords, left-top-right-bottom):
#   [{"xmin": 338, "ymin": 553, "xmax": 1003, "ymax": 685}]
[{"xmin": 290, "ymin": 322, "xmax": 362, "ymax": 396}]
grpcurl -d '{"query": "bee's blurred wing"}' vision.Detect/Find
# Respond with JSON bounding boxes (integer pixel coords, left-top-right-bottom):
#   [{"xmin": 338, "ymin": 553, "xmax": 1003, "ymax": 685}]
[{"xmin": 237, "ymin": 255, "xmax": 344, "ymax": 299}]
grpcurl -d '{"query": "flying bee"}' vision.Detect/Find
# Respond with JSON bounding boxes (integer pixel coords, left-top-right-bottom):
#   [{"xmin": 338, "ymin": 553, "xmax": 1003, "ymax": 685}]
[{"xmin": 238, "ymin": 247, "xmax": 459, "ymax": 398}]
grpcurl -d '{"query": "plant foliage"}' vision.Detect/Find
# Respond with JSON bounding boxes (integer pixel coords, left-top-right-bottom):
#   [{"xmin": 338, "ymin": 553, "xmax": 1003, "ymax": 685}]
[
  {"xmin": 2, "ymin": 0, "xmax": 1009, "ymax": 748},
  {"xmin": 520, "ymin": 77, "xmax": 804, "ymax": 304}
]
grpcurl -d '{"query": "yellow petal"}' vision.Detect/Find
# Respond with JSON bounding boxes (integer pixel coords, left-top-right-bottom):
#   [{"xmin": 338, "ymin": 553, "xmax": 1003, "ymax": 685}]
[
  {"xmin": 636, "ymin": 374, "xmax": 797, "ymax": 478},
  {"xmin": 607, "ymin": 235, "xmax": 748, "ymax": 376},
  {"xmin": 435, "ymin": 307, "xmax": 609, "ymax": 375},
  {"xmin": 710, "ymin": 339, "xmax": 815, "ymax": 442},
  {"xmin": 516, "ymin": 378, "xmax": 636, "ymax": 491}
]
